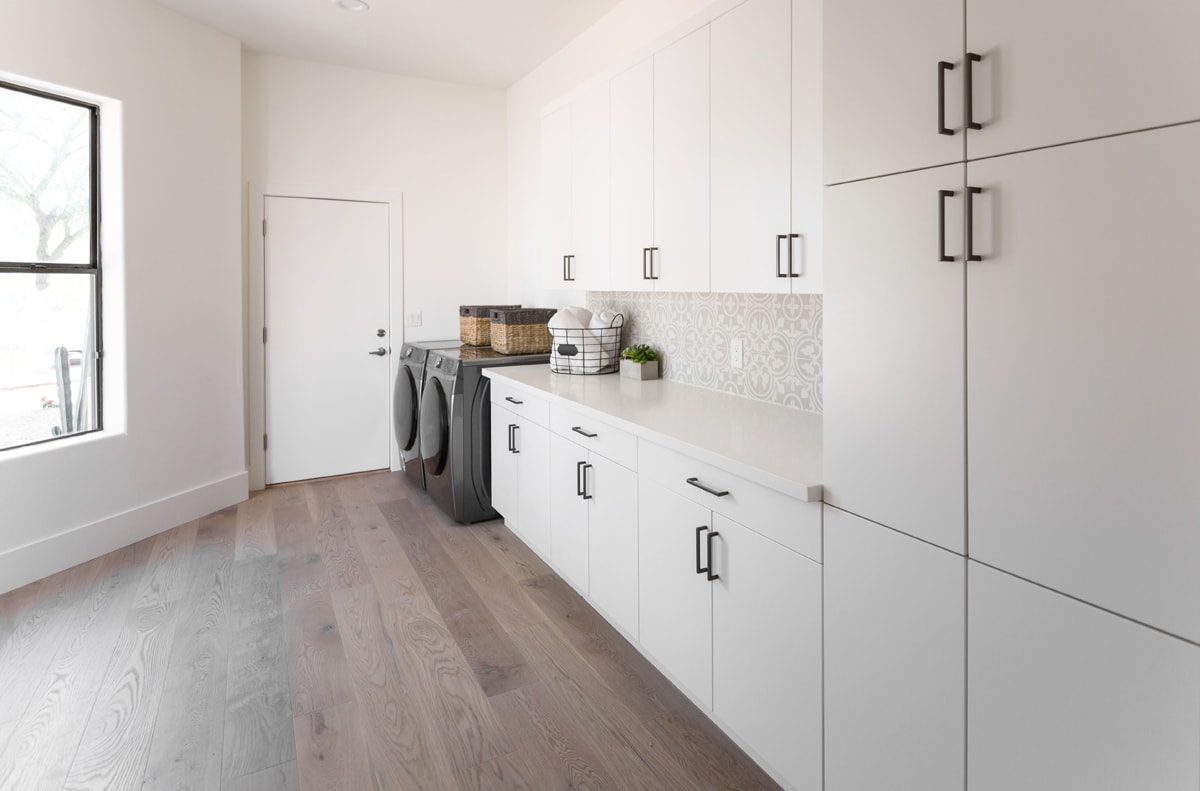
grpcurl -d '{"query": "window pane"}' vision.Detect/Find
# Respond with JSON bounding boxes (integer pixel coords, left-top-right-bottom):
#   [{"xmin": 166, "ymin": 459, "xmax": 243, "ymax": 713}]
[
  {"xmin": 0, "ymin": 272, "xmax": 98, "ymax": 450},
  {"xmin": 0, "ymin": 85, "xmax": 92, "ymax": 265}
]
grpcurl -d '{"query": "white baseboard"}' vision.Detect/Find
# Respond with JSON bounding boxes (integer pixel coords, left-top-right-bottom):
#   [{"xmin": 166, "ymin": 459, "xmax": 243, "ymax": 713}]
[{"xmin": 0, "ymin": 471, "xmax": 249, "ymax": 597}]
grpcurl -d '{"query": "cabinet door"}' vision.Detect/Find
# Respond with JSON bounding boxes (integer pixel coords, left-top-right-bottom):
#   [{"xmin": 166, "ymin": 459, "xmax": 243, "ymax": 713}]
[
  {"xmin": 967, "ymin": 124, "xmax": 1200, "ymax": 641},
  {"xmin": 587, "ymin": 453, "xmax": 639, "ymax": 639},
  {"xmin": 824, "ymin": 0, "xmax": 962, "ymax": 184},
  {"xmin": 969, "ymin": 563, "xmax": 1200, "ymax": 791},
  {"xmin": 571, "ymin": 81, "xmax": 611, "ymax": 290},
  {"xmin": 824, "ymin": 506, "xmax": 965, "ymax": 791},
  {"xmin": 516, "ymin": 421, "xmax": 552, "ymax": 560},
  {"xmin": 638, "ymin": 481, "xmax": 713, "ymax": 708},
  {"xmin": 549, "ymin": 433, "xmax": 589, "ymax": 592},
  {"xmin": 540, "ymin": 105, "xmax": 573, "ymax": 288},
  {"xmin": 790, "ymin": 0, "xmax": 823, "ymax": 294},
  {"xmin": 609, "ymin": 58, "xmax": 655, "ymax": 292},
  {"xmin": 653, "ymin": 26, "xmax": 710, "ymax": 292},
  {"xmin": 712, "ymin": 514, "xmax": 822, "ymax": 791},
  {"xmin": 709, "ymin": 0, "xmax": 791, "ymax": 294},
  {"xmin": 490, "ymin": 403, "xmax": 520, "ymax": 529},
  {"xmin": 823, "ymin": 164, "xmax": 965, "ymax": 553},
  {"xmin": 967, "ymin": 0, "xmax": 1200, "ymax": 161}
]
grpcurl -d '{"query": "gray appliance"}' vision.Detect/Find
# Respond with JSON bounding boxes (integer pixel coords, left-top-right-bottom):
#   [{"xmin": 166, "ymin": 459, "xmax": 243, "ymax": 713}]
[
  {"xmin": 420, "ymin": 347, "xmax": 549, "ymax": 523},
  {"xmin": 395, "ymin": 339, "xmax": 462, "ymax": 490}
]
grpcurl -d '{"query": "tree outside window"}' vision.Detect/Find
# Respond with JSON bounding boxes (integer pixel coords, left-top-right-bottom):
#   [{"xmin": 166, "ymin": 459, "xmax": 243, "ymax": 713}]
[{"xmin": 0, "ymin": 80, "xmax": 102, "ymax": 451}]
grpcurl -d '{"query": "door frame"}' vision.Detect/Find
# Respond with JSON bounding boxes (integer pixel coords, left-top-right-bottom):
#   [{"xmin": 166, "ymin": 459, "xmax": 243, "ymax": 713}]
[{"xmin": 248, "ymin": 182, "xmax": 405, "ymax": 491}]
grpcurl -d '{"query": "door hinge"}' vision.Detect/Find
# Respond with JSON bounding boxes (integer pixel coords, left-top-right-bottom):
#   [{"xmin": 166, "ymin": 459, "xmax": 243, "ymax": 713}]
[
  {"xmin": 262, "ymin": 219, "xmax": 267, "ymax": 237},
  {"xmin": 262, "ymin": 327, "xmax": 267, "ymax": 344},
  {"xmin": 263, "ymin": 434, "xmax": 268, "ymax": 451}
]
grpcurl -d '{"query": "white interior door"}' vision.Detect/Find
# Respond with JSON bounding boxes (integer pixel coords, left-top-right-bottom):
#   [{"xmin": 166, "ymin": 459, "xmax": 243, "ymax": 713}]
[{"xmin": 265, "ymin": 196, "xmax": 390, "ymax": 485}]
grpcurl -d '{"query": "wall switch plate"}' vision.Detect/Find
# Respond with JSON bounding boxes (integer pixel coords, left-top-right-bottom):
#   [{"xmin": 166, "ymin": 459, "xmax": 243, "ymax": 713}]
[
  {"xmin": 731, "ymin": 338, "xmax": 744, "ymax": 369},
  {"xmin": 406, "ymin": 311, "xmax": 423, "ymax": 327}
]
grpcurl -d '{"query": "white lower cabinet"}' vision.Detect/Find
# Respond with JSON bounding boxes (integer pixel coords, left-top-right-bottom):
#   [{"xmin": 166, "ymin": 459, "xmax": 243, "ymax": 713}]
[
  {"xmin": 640, "ymin": 478, "xmax": 822, "ymax": 790},
  {"xmin": 490, "ymin": 402, "xmax": 551, "ymax": 559},
  {"xmin": 824, "ymin": 506, "xmax": 965, "ymax": 791},
  {"xmin": 968, "ymin": 563, "xmax": 1200, "ymax": 791}
]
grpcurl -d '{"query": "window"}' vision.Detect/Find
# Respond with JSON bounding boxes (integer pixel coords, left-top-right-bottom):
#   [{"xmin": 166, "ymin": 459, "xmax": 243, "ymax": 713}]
[{"xmin": 0, "ymin": 80, "xmax": 101, "ymax": 451}]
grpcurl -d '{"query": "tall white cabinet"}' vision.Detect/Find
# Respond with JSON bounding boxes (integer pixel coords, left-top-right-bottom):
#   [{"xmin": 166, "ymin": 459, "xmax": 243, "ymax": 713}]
[{"xmin": 824, "ymin": 0, "xmax": 1200, "ymax": 784}]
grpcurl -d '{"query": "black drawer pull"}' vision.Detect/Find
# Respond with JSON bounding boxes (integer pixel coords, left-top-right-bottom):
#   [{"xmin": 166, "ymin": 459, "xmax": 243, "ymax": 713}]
[
  {"xmin": 504, "ymin": 396, "xmax": 523, "ymax": 405},
  {"xmin": 937, "ymin": 61, "xmax": 954, "ymax": 136},
  {"xmin": 571, "ymin": 426, "xmax": 598, "ymax": 438},
  {"xmin": 686, "ymin": 477, "xmax": 729, "ymax": 498}
]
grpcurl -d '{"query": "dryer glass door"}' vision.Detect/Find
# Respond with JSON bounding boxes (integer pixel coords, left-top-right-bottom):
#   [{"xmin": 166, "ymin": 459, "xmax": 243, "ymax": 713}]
[
  {"xmin": 395, "ymin": 365, "xmax": 420, "ymax": 452},
  {"xmin": 420, "ymin": 377, "xmax": 450, "ymax": 477}
]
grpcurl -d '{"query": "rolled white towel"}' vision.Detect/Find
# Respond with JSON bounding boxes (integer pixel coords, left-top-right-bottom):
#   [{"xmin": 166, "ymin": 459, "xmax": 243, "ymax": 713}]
[
  {"xmin": 548, "ymin": 305, "xmax": 592, "ymax": 330},
  {"xmin": 587, "ymin": 309, "xmax": 618, "ymax": 329}
]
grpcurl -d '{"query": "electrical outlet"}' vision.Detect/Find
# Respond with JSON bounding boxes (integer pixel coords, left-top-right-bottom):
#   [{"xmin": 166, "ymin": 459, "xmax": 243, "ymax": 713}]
[
  {"xmin": 731, "ymin": 338, "xmax": 744, "ymax": 369},
  {"xmin": 406, "ymin": 311, "xmax": 423, "ymax": 327}
]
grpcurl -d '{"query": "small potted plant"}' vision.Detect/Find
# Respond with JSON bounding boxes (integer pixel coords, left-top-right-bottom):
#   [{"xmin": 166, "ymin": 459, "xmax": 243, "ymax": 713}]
[{"xmin": 620, "ymin": 344, "xmax": 660, "ymax": 380}]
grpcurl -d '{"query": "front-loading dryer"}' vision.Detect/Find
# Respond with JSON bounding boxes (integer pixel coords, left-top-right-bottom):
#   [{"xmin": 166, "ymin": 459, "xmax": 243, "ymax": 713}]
[
  {"xmin": 421, "ymin": 347, "xmax": 549, "ymax": 523},
  {"xmin": 394, "ymin": 339, "xmax": 460, "ymax": 490}
]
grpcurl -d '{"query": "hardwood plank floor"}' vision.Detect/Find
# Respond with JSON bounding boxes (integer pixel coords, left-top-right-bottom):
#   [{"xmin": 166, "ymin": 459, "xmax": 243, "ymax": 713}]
[{"xmin": 0, "ymin": 470, "xmax": 783, "ymax": 790}]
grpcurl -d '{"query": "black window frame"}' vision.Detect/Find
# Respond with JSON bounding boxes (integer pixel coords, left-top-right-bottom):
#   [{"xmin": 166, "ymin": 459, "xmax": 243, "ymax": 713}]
[{"xmin": 0, "ymin": 79, "xmax": 103, "ymax": 451}]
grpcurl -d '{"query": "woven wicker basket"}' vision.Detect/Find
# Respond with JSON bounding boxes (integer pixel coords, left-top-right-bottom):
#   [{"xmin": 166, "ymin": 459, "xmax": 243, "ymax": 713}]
[
  {"xmin": 459, "ymin": 305, "xmax": 521, "ymax": 346},
  {"xmin": 490, "ymin": 308, "xmax": 556, "ymax": 355}
]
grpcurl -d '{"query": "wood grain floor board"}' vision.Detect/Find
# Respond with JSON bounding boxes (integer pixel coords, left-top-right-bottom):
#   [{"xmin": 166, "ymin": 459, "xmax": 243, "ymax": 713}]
[
  {"xmin": 377, "ymin": 498, "xmax": 536, "ymax": 697},
  {"xmin": 293, "ymin": 700, "xmax": 373, "ymax": 791},
  {"xmin": 142, "ymin": 512, "xmax": 236, "ymax": 791},
  {"xmin": 130, "ymin": 519, "xmax": 201, "ymax": 609},
  {"xmin": 307, "ymin": 482, "xmax": 371, "ymax": 591},
  {"xmin": 285, "ymin": 589, "xmax": 354, "ymax": 717},
  {"xmin": 330, "ymin": 582, "xmax": 459, "ymax": 790},
  {"xmin": 0, "ymin": 542, "xmax": 149, "ymax": 791},
  {"xmin": 471, "ymin": 520, "xmax": 554, "ymax": 582},
  {"xmin": 274, "ymin": 505, "xmax": 329, "ymax": 607},
  {"xmin": 642, "ymin": 707, "xmax": 782, "ymax": 791},
  {"xmin": 223, "ymin": 555, "xmax": 296, "ymax": 781},
  {"xmin": 223, "ymin": 759, "xmax": 300, "ymax": 791},
  {"xmin": 237, "ymin": 493, "xmax": 277, "ymax": 560}
]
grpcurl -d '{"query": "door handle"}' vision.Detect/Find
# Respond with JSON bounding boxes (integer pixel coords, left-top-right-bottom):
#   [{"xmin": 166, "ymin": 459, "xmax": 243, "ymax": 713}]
[
  {"xmin": 695, "ymin": 525, "xmax": 708, "ymax": 575},
  {"xmin": 582, "ymin": 463, "xmax": 593, "ymax": 500},
  {"xmin": 787, "ymin": 233, "xmax": 800, "ymax": 277},
  {"xmin": 369, "ymin": 347, "xmax": 387, "ymax": 356},
  {"xmin": 965, "ymin": 52, "xmax": 982, "ymax": 131},
  {"xmin": 648, "ymin": 247, "xmax": 659, "ymax": 280},
  {"xmin": 966, "ymin": 186, "xmax": 983, "ymax": 262},
  {"xmin": 937, "ymin": 61, "xmax": 955, "ymax": 136},
  {"xmin": 695, "ymin": 525, "xmax": 719, "ymax": 580},
  {"xmin": 776, "ymin": 234, "xmax": 787, "ymax": 278},
  {"xmin": 705, "ymin": 530, "xmax": 720, "ymax": 582},
  {"xmin": 938, "ymin": 190, "xmax": 956, "ymax": 262},
  {"xmin": 576, "ymin": 460, "xmax": 587, "ymax": 496}
]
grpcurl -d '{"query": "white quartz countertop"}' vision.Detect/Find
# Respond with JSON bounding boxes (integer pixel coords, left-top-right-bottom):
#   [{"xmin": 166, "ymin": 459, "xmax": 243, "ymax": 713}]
[{"xmin": 483, "ymin": 365, "xmax": 823, "ymax": 502}]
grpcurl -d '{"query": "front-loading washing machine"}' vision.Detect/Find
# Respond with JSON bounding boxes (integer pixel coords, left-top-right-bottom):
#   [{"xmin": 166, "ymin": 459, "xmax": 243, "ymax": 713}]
[
  {"xmin": 420, "ymin": 347, "xmax": 549, "ymax": 523},
  {"xmin": 394, "ymin": 339, "xmax": 461, "ymax": 490}
]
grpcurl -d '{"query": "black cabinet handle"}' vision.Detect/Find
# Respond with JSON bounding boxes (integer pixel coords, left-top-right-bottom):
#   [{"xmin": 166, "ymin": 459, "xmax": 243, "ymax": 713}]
[
  {"xmin": 775, "ymin": 234, "xmax": 787, "ymax": 278},
  {"xmin": 507, "ymin": 423, "xmax": 516, "ymax": 453},
  {"xmin": 647, "ymin": 247, "xmax": 659, "ymax": 280},
  {"xmin": 966, "ymin": 186, "xmax": 982, "ymax": 262},
  {"xmin": 511, "ymin": 424, "xmax": 520, "ymax": 453},
  {"xmin": 571, "ymin": 426, "xmax": 598, "ymax": 438},
  {"xmin": 706, "ymin": 530, "xmax": 720, "ymax": 581},
  {"xmin": 563, "ymin": 254, "xmax": 575, "ymax": 282},
  {"xmin": 642, "ymin": 248, "xmax": 651, "ymax": 280},
  {"xmin": 938, "ymin": 189, "xmax": 956, "ymax": 262},
  {"xmin": 504, "ymin": 396, "xmax": 523, "ymax": 405},
  {"xmin": 965, "ymin": 52, "xmax": 982, "ymax": 131},
  {"xmin": 686, "ymin": 477, "xmax": 730, "ymax": 498},
  {"xmin": 938, "ymin": 61, "xmax": 955, "ymax": 136},
  {"xmin": 695, "ymin": 525, "xmax": 707, "ymax": 575},
  {"xmin": 576, "ymin": 460, "xmax": 586, "ymax": 497},
  {"xmin": 582, "ymin": 463, "xmax": 593, "ymax": 500},
  {"xmin": 787, "ymin": 233, "xmax": 800, "ymax": 277}
]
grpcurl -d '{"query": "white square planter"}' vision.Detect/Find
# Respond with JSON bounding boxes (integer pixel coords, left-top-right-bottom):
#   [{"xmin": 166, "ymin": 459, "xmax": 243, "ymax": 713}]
[{"xmin": 620, "ymin": 359, "xmax": 660, "ymax": 380}]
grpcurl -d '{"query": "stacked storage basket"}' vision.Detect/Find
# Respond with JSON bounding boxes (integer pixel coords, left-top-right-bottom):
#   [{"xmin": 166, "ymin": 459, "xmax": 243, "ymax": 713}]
[
  {"xmin": 459, "ymin": 305, "xmax": 521, "ymax": 346},
  {"xmin": 489, "ymin": 308, "xmax": 557, "ymax": 355}
]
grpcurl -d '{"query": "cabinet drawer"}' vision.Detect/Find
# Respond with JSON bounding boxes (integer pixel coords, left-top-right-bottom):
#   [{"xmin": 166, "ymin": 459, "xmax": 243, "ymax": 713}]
[
  {"xmin": 550, "ymin": 404, "xmax": 638, "ymax": 471},
  {"xmin": 489, "ymin": 379, "xmax": 549, "ymax": 427},
  {"xmin": 640, "ymin": 440, "xmax": 821, "ymax": 562}
]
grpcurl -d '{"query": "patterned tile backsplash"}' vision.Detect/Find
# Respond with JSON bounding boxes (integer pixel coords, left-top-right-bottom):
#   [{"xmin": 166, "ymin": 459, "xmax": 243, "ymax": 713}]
[{"xmin": 585, "ymin": 292, "xmax": 823, "ymax": 414}]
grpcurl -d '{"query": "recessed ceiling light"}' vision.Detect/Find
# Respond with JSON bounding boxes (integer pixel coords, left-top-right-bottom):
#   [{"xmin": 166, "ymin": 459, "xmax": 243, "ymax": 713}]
[{"xmin": 334, "ymin": 0, "xmax": 369, "ymax": 11}]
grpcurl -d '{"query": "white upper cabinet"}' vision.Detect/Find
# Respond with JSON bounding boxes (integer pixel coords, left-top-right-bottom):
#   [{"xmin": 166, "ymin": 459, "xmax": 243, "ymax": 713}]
[
  {"xmin": 966, "ymin": 0, "xmax": 1200, "ymax": 161},
  {"xmin": 710, "ymin": 0, "xmax": 792, "ymax": 293},
  {"xmin": 824, "ymin": 0, "xmax": 963, "ymax": 184},
  {"xmin": 823, "ymin": 163, "xmax": 966, "ymax": 553},
  {"xmin": 540, "ymin": 106, "xmax": 573, "ymax": 286},
  {"xmin": 609, "ymin": 58, "xmax": 656, "ymax": 292},
  {"xmin": 652, "ymin": 25, "xmax": 710, "ymax": 292},
  {"xmin": 789, "ymin": 0, "xmax": 823, "ymax": 293},
  {"xmin": 967, "ymin": 123, "xmax": 1200, "ymax": 641},
  {"xmin": 969, "ymin": 563, "xmax": 1200, "ymax": 791},
  {"xmin": 570, "ymin": 82, "xmax": 611, "ymax": 290}
]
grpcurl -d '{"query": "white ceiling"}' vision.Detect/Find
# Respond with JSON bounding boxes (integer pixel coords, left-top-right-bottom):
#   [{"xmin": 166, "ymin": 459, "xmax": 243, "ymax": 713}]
[{"xmin": 154, "ymin": 0, "xmax": 625, "ymax": 88}]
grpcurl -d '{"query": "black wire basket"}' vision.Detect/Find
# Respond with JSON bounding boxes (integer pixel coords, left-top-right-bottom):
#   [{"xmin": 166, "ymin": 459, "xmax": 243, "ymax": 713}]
[{"xmin": 549, "ymin": 313, "xmax": 624, "ymax": 375}]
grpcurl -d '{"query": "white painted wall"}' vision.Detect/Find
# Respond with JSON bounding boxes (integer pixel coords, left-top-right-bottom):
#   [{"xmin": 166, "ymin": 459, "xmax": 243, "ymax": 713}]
[
  {"xmin": 0, "ymin": 0, "xmax": 246, "ymax": 593},
  {"xmin": 242, "ymin": 53, "xmax": 508, "ymax": 343},
  {"xmin": 506, "ymin": 0, "xmax": 715, "ymax": 309}
]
